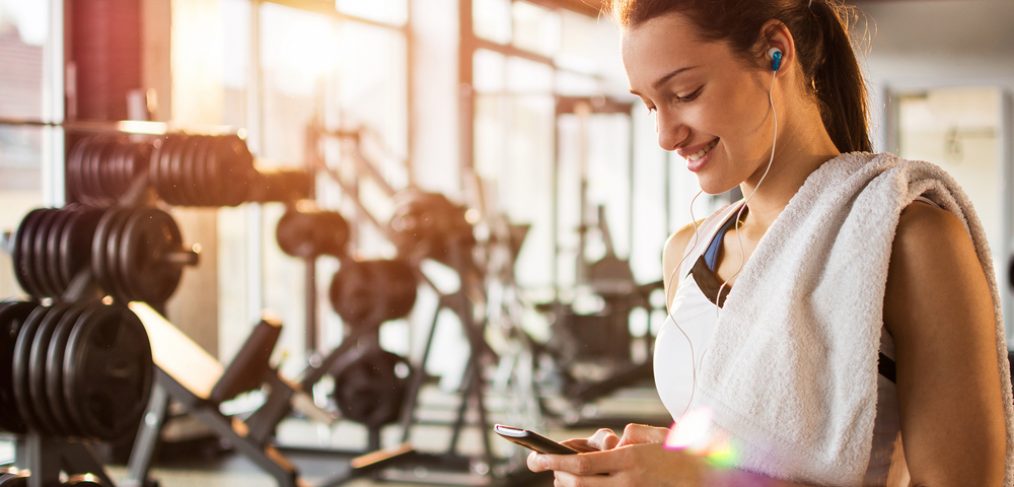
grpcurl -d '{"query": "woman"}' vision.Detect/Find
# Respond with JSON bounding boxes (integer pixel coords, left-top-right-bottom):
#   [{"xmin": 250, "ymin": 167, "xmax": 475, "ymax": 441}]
[{"xmin": 528, "ymin": 0, "xmax": 1012, "ymax": 485}]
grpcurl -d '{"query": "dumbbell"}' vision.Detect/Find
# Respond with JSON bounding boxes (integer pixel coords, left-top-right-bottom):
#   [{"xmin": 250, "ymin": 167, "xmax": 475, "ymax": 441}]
[
  {"xmin": 388, "ymin": 190, "xmax": 476, "ymax": 264},
  {"xmin": 149, "ymin": 133, "xmax": 256, "ymax": 206},
  {"xmin": 67, "ymin": 135, "xmax": 152, "ymax": 208},
  {"xmin": 91, "ymin": 207, "xmax": 198, "ymax": 304},
  {"xmin": 13, "ymin": 206, "xmax": 102, "ymax": 299},
  {"xmin": 328, "ymin": 258, "xmax": 417, "ymax": 330},
  {"xmin": 247, "ymin": 168, "xmax": 314, "ymax": 203},
  {"xmin": 0, "ymin": 300, "xmax": 153, "ymax": 440},
  {"xmin": 275, "ymin": 203, "xmax": 350, "ymax": 259}
]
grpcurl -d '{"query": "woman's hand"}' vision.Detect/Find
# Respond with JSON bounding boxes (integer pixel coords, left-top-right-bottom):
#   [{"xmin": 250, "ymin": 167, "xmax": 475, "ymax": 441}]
[
  {"xmin": 554, "ymin": 423, "xmax": 672, "ymax": 453},
  {"xmin": 528, "ymin": 442, "xmax": 705, "ymax": 487}
]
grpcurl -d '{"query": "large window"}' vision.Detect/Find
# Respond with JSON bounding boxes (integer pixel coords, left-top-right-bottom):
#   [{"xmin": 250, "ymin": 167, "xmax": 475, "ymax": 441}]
[
  {"xmin": 0, "ymin": 0, "xmax": 60, "ymax": 298},
  {"xmin": 171, "ymin": 0, "xmax": 410, "ymax": 371},
  {"xmin": 466, "ymin": 0, "xmax": 707, "ymax": 305}
]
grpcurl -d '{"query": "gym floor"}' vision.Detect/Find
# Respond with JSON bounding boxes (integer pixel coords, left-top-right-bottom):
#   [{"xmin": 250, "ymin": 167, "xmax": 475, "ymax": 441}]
[{"xmin": 1, "ymin": 384, "xmax": 668, "ymax": 486}]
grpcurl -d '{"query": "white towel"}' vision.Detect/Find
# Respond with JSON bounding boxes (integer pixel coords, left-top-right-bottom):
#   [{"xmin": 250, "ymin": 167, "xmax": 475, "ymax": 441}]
[{"xmin": 687, "ymin": 152, "xmax": 1014, "ymax": 485}]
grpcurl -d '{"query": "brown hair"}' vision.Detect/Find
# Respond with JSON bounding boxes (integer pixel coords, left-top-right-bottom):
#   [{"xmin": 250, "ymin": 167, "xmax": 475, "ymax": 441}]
[{"xmin": 609, "ymin": 0, "xmax": 871, "ymax": 153}]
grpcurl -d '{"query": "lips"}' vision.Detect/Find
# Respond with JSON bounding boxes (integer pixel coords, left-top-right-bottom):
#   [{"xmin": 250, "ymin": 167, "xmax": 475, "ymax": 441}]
[{"xmin": 678, "ymin": 137, "xmax": 720, "ymax": 173}]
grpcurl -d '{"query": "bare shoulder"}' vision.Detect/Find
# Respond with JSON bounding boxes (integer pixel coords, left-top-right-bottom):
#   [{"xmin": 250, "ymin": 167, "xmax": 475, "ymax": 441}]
[
  {"xmin": 885, "ymin": 200, "xmax": 992, "ymax": 339},
  {"xmin": 895, "ymin": 200, "xmax": 968, "ymax": 245},
  {"xmin": 662, "ymin": 220, "xmax": 705, "ymax": 294}
]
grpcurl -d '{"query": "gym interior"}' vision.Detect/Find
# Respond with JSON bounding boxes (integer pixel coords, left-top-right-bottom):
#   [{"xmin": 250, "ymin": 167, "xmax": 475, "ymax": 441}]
[{"xmin": 1, "ymin": 0, "xmax": 1013, "ymax": 486}]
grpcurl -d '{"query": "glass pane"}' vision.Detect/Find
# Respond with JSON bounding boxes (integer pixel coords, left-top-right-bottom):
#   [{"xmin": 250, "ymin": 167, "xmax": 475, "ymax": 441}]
[
  {"xmin": 474, "ymin": 48, "xmax": 506, "ymax": 93},
  {"xmin": 512, "ymin": 1, "xmax": 559, "ymax": 57},
  {"xmin": 0, "ymin": 0, "xmax": 49, "ymax": 298},
  {"xmin": 0, "ymin": 1, "xmax": 47, "ymax": 119},
  {"xmin": 555, "ymin": 70, "xmax": 599, "ymax": 96},
  {"xmin": 586, "ymin": 114, "xmax": 631, "ymax": 258},
  {"xmin": 261, "ymin": 4, "xmax": 338, "ymax": 159},
  {"xmin": 334, "ymin": 21, "xmax": 408, "ymax": 175},
  {"xmin": 507, "ymin": 56, "xmax": 553, "ymax": 93},
  {"xmin": 504, "ymin": 95, "xmax": 555, "ymax": 290},
  {"xmin": 557, "ymin": 11, "xmax": 627, "ymax": 92},
  {"xmin": 260, "ymin": 2, "xmax": 339, "ymax": 372},
  {"xmin": 473, "ymin": 0, "xmax": 511, "ymax": 44},
  {"xmin": 896, "ymin": 87, "xmax": 1003, "ymax": 265},
  {"xmin": 335, "ymin": 0, "xmax": 408, "ymax": 25}
]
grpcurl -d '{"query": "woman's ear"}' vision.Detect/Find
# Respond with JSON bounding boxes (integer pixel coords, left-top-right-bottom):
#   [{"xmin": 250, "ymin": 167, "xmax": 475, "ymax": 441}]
[{"xmin": 756, "ymin": 19, "xmax": 796, "ymax": 75}]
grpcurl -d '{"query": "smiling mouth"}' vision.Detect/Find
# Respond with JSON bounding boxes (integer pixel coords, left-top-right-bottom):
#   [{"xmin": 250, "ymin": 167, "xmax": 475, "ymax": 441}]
[{"xmin": 686, "ymin": 138, "xmax": 720, "ymax": 162}]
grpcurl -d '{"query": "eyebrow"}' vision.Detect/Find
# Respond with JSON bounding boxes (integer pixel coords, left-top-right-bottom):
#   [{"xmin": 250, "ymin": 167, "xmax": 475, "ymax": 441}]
[{"xmin": 630, "ymin": 65, "xmax": 700, "ymax": 95}]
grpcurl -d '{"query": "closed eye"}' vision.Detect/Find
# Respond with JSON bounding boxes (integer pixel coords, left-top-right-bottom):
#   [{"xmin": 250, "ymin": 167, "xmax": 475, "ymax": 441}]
[{"xmin": 674, "ymin": 85, "xmax": 704, "ymax": 103}]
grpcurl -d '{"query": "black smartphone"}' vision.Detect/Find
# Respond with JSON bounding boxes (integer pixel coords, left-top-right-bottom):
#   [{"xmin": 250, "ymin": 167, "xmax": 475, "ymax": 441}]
[{"xmin": 494, "ymin": 424, "xmax": 579, "ymax": 455}]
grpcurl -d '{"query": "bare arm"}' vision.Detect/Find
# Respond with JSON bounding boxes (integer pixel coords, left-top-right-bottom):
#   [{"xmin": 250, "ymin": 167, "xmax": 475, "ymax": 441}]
[{"xmin": 884, "ymin": 203, "xmax": 1007, "ymax": 485}]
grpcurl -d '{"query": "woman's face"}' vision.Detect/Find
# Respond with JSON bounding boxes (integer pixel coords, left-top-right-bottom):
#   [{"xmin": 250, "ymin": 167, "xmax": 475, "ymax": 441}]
[{"xmin": 622, "ymin": 12, "xmax": 776, "ymax": 194}]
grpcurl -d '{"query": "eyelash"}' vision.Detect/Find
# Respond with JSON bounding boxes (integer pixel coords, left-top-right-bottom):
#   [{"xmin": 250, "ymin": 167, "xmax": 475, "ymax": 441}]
[
  {"xmin": 643, "ymin": 85, "xmax": 704, "ymax": 113},
  {"xmin": 674, "ymin": 86, "xmax": 704, "ymax": 103}
]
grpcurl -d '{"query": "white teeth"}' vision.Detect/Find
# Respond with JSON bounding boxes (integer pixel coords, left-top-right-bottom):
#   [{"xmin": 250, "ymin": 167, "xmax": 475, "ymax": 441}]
[{"xmin": 687, "ymin": 139, "xmax": 719, "ymax": 162}]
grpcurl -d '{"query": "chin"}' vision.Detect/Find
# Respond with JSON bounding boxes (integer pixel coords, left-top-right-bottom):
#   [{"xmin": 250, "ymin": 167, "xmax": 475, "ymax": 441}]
[{"xmin": 697, "ymin": 176, "xmax": 738, "ymax": 196}]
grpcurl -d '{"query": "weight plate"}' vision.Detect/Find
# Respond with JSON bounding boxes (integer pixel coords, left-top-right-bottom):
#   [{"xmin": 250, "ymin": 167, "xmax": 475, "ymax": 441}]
[
  {"xmin": 168, "ymin": 135, "xmax": 188, "ymax": 205},
  {"xmin": 0, "ymin": 301, "xmax": 37, "ymax": 433},
  {"xmin": 63, "ymin": 304, "xmax": 153, "ymax": 440},
  {"xmin": 46, "ymin": 302, "xmax": 87, "ymax": 437},
  {"xmin": 329, "ymin": 259, "xmax": 417, "ymax": 327},
  {"xmin": 191, "ymin": 136, "xmax": 213, "ymax": 206},
  {"xmin": 13, "ymin": 209, "xmax": 45, "ymax": 297},
  {"xmin": 153, "ymin": 136, "xmax": 176, "ymax": 204},
  {"xmin": 118, "ymin": 140, "xmax": 137, "ymax": 192},
  {"xmin": 106, "ymin": 207, "xmax": 137, "ymax": 302},
  {"xmin": 170, "ymin": 135, "xmax": 191, "ymax": 205},
  {"xmin": 83, "ymin": 137, "xmax": 106, "ymax": 206},
  {"xmin": 66, "ymin": 138, "xmax": 91, "ymax": 205},
  {"xmin": 120, "ymin": 207, "xmax": 184, "ymax": 304},
  {"xmin": 28, "ymin": 303, "xmax": 70, "ymax": 435},
  {"xmin": 106, "ymin": 141, "xmax": 127, "ymax": 196},
  {"xmin": 46, "ymin": 210, "xmax": 74, "ymax": 297},
  {"xmin": 91, "ymin": 209, "xmax": 127, "ymax": 300},
  {"xmin": 60, "ymin": 207, "xmax": 102, "ymax": 286},
  {"xmin": 332, "ymin": 349, "xmax": 411, "ymax": 427},
  {"xmin": 187, "ymin": 136, "xmax": 208, "ymax": 206},
  {"xmin": 32, "ymin": 209, "xmax": 59, "ymax": 298},
  {"xmin": 203, "ymin": 136, "xmax": 223, "ymax": 206},
  {"xmin": 148, "ymin": 137, "xmax": 168, "ymax": 199},
  {"xmin": 318, "ymin": 211, "xmax": 351, "ymax": 257},
  {"xmin": 219, "ymin": 135, "xmax": 253, "ymax": 206},
  {"xmin": 12, "ymin": 305, "xmax": 51, "ymax": 432},
  {"xmin": 92, "ymin": 137, "xmax": 117, "ymax": 205}
]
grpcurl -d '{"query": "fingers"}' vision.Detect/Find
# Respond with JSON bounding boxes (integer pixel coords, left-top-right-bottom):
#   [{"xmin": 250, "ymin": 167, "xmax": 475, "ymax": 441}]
[
  {"xmin": 561, "ymin": 438, "xmax": 600, "ymax": 453},
  {"xmin": 528, "ymin": 448, "xmax": 631, "ymax": 476},
  {"xmin": 587, "ymin": 428, "xmax": 620, "ymax": 451},
  {"xmin": 616, "ymin": 423, "xmax": 669, "ymax": 447},
  {"xmin": 553, "ymin": 471, "xmax": 617, "ymax": 487}
]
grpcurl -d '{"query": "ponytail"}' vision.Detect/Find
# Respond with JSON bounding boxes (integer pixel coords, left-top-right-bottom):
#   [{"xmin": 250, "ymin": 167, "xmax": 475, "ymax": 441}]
[{"xmin": 809, "ymin": 1, "xmax": 871, "ymax": 153}]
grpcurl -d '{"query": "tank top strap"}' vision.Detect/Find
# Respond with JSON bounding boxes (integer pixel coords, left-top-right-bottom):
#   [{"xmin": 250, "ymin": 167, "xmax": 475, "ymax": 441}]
[{"xmin": 678, "ymin": 200, "xmax": 746, "ymax": 278}]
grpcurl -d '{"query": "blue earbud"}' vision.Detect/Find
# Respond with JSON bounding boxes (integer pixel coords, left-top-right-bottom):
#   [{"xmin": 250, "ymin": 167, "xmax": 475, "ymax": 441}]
[{"xmin": 768, "ymin": 47, "xmax": 783, "ymax": 72}]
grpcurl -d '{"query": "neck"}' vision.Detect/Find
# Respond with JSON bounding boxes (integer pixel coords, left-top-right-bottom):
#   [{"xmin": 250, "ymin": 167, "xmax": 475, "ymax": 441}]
[{"xmin": 737, "ymin": 106, "xmax": 841, "ymax": 234}]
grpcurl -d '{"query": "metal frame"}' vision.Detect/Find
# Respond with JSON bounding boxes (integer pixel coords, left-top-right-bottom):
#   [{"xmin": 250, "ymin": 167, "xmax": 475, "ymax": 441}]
[{"xmin": 242, "ymin": 0, "xmax": 414, "ymax": 354}]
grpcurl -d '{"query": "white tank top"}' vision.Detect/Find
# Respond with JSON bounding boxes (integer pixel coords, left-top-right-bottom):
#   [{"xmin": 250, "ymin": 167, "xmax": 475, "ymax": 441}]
[{"xmin": 652, "ymin": 198, "xmax": 928, "ymax": 483}]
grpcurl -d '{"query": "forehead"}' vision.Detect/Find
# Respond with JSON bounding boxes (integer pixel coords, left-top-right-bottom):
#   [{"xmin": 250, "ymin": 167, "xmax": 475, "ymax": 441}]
[{"xmin": 621, "ymin": 12, "xmax": 732, "ymax": 88}]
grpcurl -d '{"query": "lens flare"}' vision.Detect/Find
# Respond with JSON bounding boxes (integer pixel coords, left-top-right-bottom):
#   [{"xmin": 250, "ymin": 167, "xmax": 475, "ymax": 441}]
[
  {"xmin": 664, "ymin": 408, "xmax": 713, "ymax": 451},
  {"xmin": 664, "ymin": 407, "xmax": 741, "ymax": 470}
]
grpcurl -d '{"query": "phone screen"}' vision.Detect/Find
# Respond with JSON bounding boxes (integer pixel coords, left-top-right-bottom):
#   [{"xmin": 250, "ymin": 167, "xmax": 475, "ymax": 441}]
[{"xmin": 494, "ymin": 424, "xmax": 579, "ymax": 455}]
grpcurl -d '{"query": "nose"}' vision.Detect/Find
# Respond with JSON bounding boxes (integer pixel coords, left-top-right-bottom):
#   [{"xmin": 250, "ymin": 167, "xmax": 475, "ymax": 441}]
[{"xmin": 656, "ymin": 108, "xmax": 691, "ymax": 152}]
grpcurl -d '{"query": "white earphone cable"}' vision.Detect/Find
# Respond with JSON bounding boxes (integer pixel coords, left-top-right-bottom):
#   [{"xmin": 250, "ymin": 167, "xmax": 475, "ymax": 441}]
[{"xmin": 664, "ymin": 67, "xmax": 780, "ymax": 420}]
